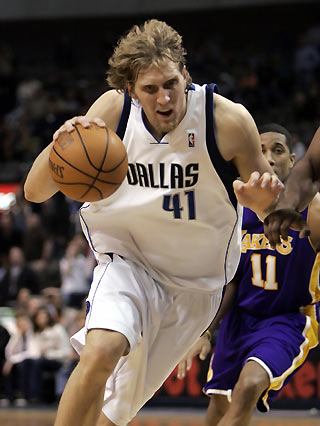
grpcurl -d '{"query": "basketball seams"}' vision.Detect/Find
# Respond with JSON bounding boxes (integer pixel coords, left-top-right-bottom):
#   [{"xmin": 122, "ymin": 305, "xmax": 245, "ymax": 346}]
[
  {"xmin": 105, "ymin": 152, "xmax": 128, "ymax": 172},
  {"xmin": 74, "ymin": 124, "xmax": 105, "ymax": 172},
  {"xmin": 67, "ymin": 125, "xmax": 126, "ymax": 172},
  {"xmin": 78, "ymin": 127, "xmax": 110, "ymax": 200},
  {"xmin": 74, "ymin": 124, "xmax": 127, "ymax": 173},
  {"xmin": 49, "ymin": 124, "xmax": 128, "ymax": 201},
  {"xmin": 51, "ymin": 146, "xmax": 123, "ymax": 185},
  {"xmin": 50, "ymin": 179, "xmax": 104, "ymax": 200}
]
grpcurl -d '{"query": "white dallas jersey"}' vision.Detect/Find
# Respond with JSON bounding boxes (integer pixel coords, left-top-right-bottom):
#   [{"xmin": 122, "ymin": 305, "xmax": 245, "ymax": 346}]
[{"xmin": 79, "ymin": 83, "xmax": 243, "ymax": 293}]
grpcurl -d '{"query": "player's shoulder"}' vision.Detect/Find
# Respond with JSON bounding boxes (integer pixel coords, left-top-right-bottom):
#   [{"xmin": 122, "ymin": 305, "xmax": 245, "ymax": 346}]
[
  {"xmin": 98, "ymin": 89, "xmax": 124, "ymax": 103},
  {"xmin": 86, "ymin": 89, "xmax": 125, "ymax": 132},
  {"xmin": 214, "ymin": 93, "xmax": 252, "ymax": 126},
  {"xmin": 308, "ymin": 193, "xmax": 320, "ymax": 222},
  {"xmin": 213, "ymin": 93, "xmax": 257, "ymax": 160}
]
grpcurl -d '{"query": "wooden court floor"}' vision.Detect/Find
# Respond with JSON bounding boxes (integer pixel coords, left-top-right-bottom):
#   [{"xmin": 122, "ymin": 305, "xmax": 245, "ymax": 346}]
[{"xmin": 0, "ymin": 408, "xmax": 319, "ymax": 426}]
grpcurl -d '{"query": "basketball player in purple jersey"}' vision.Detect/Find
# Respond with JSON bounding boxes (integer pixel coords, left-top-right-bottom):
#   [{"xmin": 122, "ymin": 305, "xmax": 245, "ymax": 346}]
[{"xmin": 178, "ymin": 123, "xmax": 320, "ymax": 426}]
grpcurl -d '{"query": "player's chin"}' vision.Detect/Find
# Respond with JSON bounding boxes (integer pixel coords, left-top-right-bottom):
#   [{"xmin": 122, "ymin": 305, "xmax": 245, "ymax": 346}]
[{"xmin": 159, "ymin": 118, "xmax": 177, "ymax": 133}]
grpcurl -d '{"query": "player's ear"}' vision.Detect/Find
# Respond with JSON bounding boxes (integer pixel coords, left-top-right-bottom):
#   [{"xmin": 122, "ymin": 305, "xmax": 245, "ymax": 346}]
[
  {"xmin": 289, "ymin": 153, "xmax": 296, "ymax": 168},
  {"xmin": 183, "ymin": 66, "xmax": 190, "ymax": 91},
  {"xmin": 127, "ymin": 83, "xmax": 137, "ymax": 99},
  {"xmin": 183, "ymin": 66, "xmax": 187, "ymax": 79}
]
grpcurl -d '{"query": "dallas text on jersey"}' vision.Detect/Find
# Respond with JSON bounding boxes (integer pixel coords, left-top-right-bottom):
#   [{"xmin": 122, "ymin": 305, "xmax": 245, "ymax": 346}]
[{"xmin": 127, "ymin": 162, "xmax": 199, "ymax": 189}]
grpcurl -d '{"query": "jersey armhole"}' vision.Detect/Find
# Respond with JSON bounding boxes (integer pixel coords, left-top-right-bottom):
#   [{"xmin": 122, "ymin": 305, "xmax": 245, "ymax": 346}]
[{"xmin": 116, "ymin": 91, "xmax": 131, "ymax": 140}]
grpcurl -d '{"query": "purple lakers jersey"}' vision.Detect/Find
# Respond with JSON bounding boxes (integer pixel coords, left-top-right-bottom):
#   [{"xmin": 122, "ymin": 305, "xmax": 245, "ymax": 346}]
[{"xmin": 235, "ymin": 207, "xmax": 320, "ymax": 317}]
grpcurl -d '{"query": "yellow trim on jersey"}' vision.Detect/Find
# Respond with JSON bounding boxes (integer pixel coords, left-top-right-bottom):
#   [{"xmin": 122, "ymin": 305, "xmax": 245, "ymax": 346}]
[
  {"xmin": 301, "ymin": 303, "xmax": 318, "ymax": 322},
  {"xmin": 306, "ymin": 204, "xmax": 320, "ymax": 303},
  {"xmin": 206, "ymin": 352, "xmax": 214, "ymax": 382},
  {"xmin": 308, "ymin": 252, "xmax": 320, "ymax": 303}
]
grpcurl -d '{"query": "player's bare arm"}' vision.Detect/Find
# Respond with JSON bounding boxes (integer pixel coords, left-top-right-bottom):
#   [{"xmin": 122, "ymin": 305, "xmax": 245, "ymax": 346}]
[
  {"xmin": 86, "ymin": 89, "xmax": 124, "ymax": 132},
  {"xmin": 24, "ymin": 90, "xmax": 123, "ymax": 203},
  {"xmin": 214, "ymin": 96, "xmax": 283, "ymax": 217},
  {"xmin": 24, "ymin": 141, "xmax": 59, "ymax": 203},
  {"xmin": 278, "ymin": 127, "xmax": 320, "ymax": 212}
]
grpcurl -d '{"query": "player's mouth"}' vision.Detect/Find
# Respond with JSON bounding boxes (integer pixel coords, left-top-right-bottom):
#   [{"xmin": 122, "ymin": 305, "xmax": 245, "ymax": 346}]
[{"xmin": 157, "ymin": 109, "xmax": 173, "ymax": 117}]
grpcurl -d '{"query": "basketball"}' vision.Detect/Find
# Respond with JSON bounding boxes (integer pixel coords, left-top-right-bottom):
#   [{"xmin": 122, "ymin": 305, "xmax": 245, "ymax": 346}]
[{"xmin": 48, "ymin": 123, "xmax": 128, "ymax": 202}]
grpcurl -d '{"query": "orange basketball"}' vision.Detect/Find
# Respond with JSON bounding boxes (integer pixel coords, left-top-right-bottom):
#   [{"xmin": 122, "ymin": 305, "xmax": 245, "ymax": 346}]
[{"xmin": 49, "ymin": 124, "xmax": 128, "ymax": 202}]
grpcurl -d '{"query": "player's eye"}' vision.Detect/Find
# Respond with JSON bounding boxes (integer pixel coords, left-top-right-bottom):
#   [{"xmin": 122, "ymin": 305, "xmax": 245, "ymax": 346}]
[
  {"xmin": 164, "ymin": 79, "xmax": 178, "ymax": 89},
  {"xmin": 144, "ymin": 85, "xmax": 156, "ymax": 94},
  {"xmin": 275, "ymin": 148, "xmax": 284, "ymax": 154}
]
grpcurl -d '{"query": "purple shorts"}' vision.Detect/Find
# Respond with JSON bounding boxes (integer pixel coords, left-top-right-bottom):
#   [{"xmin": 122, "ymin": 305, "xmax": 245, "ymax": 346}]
[{"xmin": 203, "ymin": 306, "xmax": 319, "ymax": 412}]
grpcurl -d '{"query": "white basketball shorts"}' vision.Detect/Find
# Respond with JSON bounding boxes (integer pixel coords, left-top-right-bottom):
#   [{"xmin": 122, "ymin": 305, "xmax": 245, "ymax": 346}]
[{"xmin": 71, "ymin": 254, "xmax": 222, "ymax": 425}]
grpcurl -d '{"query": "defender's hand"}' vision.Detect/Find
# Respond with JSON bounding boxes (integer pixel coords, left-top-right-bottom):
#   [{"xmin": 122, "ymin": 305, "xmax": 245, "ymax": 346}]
[
  {"xmin": 177, "ymin": 335, "xmax": 211, "ymax": 379},
  {"xmin": 264, "ymin": 208, "xmax": 311, "ymax": 249}
]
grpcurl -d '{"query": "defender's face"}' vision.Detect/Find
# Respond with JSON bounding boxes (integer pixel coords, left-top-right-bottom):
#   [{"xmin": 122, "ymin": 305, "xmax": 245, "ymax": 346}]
[
  {"xmin": 130, "ymin": 60, "xmax": 187, "ymax": 140},
  {"xmin": 260, "ymin": 132, "xmax": 295, "ymax": 182}
]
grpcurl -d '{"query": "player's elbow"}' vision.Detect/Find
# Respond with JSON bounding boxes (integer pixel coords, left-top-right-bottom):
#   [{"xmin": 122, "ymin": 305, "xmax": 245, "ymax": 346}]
[
  {"xmin": 24, "ymin": 186, "xmax": 44, "ymax": 203},
  {"xmin": 24, "ymin": 185, "xmax": 53, "ymax": 203},
  {"xmin": 24, "ymin": 172, "xmax": 59, "ymax": 203}
]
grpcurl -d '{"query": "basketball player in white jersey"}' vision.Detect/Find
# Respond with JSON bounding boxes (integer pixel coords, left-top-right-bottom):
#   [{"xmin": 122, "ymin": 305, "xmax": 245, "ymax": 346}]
[{"xmin": 24, "ymin": 20, "xmax": 282, "ymax": 426}]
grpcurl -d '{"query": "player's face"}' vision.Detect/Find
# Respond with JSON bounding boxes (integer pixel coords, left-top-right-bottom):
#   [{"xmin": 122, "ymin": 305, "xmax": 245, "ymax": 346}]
[
  {"xmin": 130, "ymin": 61, "xmax": 187, "ymax": 140},
  {"xmin": 260, "ymin": 132, "xmax": 295, "ymax": 182}
]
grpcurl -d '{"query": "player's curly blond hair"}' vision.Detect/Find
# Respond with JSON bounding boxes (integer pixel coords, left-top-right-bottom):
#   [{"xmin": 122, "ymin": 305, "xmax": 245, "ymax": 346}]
[{"xmin": 107, "ymin": 19, "xmax": 192, "ymax": 91}]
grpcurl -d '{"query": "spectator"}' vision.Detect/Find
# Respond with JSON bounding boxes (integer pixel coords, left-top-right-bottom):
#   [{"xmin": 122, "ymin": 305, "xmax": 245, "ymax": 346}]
[
  {"xmin": 15, "ymin": 288, "xmax": 31, "ymax": 312},
  {"xmin": 2, "ymin": 311, "xmax": 39, "ymax": 406},
  {"xmin": 0, "ymin": 323, "xmax": 10, "ymax": 406},
  {"xmin": 0, "ymin": 212, "xmax": 22, "ymax": 266},
  {"xmin": 59, "ymin": 235, "xmax": 93, "ymax": 309},
  {"xmin": 294, "ymin": 32, "xmax": 320, "ymax": 90},
  {"xmin": 56, "ymin": 308, "xmax": 85, "ymax": 400},
  {"xmin": 0, "ymin": 246, "xmax": 39, "ymax": 307},
  {"xmin": 41, "ymin": 287, "xmax": 63, "ymax": 322},
  {"xmin": 22, "ymin": 213, "xmax": 46, "ymax": 267},
  {"xmin": 30, "ymin": 307, "xmax": 72, "ymax": 403}
]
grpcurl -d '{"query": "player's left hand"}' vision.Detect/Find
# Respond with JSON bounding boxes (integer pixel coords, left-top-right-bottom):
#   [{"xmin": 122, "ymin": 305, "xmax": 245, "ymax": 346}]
[
  {"xmin": 177, "ymin": 335, "xmax": 211, "ymax": 379},
  {"xmin": 233, "ymin": 171, "xmax": 283, "ymax": 219}
]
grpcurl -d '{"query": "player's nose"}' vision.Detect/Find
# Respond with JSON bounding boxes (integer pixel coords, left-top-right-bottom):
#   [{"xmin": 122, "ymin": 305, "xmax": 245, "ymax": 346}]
[
  {"xmin": 264, "ymin": 151, "xmax": 275, "ymax": 166},
  {"xmin": 157, "ymin": 88, "xmax": 170, "ymax": 105}
]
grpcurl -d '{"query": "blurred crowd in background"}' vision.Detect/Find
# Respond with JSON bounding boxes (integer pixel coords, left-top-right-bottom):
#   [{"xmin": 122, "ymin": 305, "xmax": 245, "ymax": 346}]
[
  {"xmin": 0, "ymin": 5, "xmax": 320, "ymax": 407},
  {"xmin": 0, "ymin": 190, "xmax": 94, "ymax": 405}
]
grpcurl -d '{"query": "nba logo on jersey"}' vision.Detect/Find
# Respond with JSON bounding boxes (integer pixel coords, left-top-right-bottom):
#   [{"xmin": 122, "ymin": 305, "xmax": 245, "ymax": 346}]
[{"xmin": 188, "ymin": 132, "xmax": 195, "ymax": 147}]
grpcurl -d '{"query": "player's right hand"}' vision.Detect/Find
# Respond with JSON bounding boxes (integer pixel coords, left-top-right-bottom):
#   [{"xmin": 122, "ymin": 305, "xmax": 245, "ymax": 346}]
[
  {"xmin": 263, "ymin": 208, "xmax": 311, "ymax": 249},
  {"xmin": 177, "ymin": 335, "xmax": 211, "ymax": 379},
  {"xmin": 53, "ymin": 116, "xmax": 105, "ymax": 140}
]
